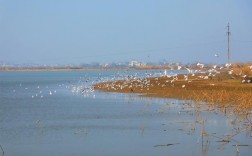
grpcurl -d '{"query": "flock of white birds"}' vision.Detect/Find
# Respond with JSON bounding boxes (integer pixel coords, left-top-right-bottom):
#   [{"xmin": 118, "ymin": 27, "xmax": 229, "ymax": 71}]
[
  {"xmin": 13, "ymin": 63, "xmax": 251, "ymax": 99},
  {"xmin": 13, "ymin": 82, "xmax": 70, "ymax": 99},
  {"xmin": 72, "ymin": 63, "xmax": 252, "ymax": 97}
]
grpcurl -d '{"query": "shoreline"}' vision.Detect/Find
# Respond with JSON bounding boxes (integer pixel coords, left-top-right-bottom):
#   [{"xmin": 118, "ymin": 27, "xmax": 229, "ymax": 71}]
[
  {"xmin": 0, "ymin": 65, "xmax": 230, "ymax": 72},
  {"xmin": 0, "ymin": 67, "xmax": 133, "ymax": 72},
  {"xmin": 94, "ymin": 72, "xmax": 252, "ymax": 112}
]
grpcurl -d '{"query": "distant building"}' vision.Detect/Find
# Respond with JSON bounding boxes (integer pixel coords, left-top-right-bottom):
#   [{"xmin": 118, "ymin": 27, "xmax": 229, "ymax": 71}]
[
  {"xmin": 102, "ymin": 63, "xmax": 109, "ymax": 67},
  {"xmin": 129, "ymin": 59, "xmax": 144, "ymax": 67}
]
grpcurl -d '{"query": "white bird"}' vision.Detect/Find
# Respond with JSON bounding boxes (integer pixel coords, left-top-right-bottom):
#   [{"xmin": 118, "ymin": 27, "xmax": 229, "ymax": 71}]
[
  {"xmin": 197, "ymin": 63, "xmax": 204, "ymax": 68},
  {"xmin": 185, "ymin": 68, "xmax": 191, "ymax": 74},
  {"xmin": 49, "ymin": 91, "xmax": 52, "ymax": 95},
  {"xmin": 184, "ymin": 75, "xmax": 188, "ymax": 81},
  {"xmin": 164, "ymin": 70, "xmax": 167, "ymax": 76},
  {"xmin": 228, "ymin": 70, "xmax": 233, "ymax": 75},
  {"xmin": 214, "ymin": 54, "xmax": 219, "ymax": 57},
  {"xmin": 225, "ymin": 63, "xmax": 231, "ymax": 68}
]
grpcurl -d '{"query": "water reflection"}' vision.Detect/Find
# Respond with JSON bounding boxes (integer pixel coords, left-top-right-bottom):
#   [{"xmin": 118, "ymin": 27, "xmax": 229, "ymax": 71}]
[{"xmin": 119, "ymin": 93, "xmax": 252, "ymax": 156}]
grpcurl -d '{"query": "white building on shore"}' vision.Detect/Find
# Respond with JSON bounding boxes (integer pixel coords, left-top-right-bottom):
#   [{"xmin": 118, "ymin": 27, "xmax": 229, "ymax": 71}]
[{"xmin": 128, "ymin": 59, "xmax": 145, "ymax": 67}]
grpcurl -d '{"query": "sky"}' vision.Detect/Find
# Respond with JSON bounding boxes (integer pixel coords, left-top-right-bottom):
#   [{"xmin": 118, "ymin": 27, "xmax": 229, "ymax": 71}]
[{"xmin": 0, "ymin": 0, "xmax": 252, "ymax": 65}]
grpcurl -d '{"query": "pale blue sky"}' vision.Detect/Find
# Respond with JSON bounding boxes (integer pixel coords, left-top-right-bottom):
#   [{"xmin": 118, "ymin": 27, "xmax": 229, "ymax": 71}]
[{"xmin": 0, "ymin": 0, "xmax": 252, "ymax": 65}]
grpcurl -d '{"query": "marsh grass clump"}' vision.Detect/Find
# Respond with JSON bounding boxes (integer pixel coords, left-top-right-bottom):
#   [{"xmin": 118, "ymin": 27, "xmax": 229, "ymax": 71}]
[{"xmin": 232, "ymin": 63, "xmax": 252, "ymax": 77}]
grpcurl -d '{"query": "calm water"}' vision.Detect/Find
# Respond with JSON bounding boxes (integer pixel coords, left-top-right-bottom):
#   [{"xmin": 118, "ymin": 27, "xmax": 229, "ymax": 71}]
[{"xmin": 0, "ymin": 70, "xmax": 251, "ymax": 156}]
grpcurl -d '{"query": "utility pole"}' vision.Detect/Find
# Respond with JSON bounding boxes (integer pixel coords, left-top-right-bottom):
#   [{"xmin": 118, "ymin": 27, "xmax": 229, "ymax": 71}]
[{"xmin": 227, "ymin": 23, "xmax": 231, "ymax": 65}]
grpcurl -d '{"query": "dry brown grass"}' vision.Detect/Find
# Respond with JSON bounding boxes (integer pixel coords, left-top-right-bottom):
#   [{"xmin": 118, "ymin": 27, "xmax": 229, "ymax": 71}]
[
  {"xmin": 232, "ymin": 62, "xmax": 252, "ymax": 77},
  {"xmin": 94, "ymin": 72, "xmax": 252, "ymax": 113}
]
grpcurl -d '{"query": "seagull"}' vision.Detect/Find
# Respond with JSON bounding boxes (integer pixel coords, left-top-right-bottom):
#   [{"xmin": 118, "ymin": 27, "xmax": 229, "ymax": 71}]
[
  {"xmin": 197, "ymin": 63, "xmax": 204, "ymax": 68},
  {"xmin": 185, "ymin": 68, "xmax": 192, "ymax": 74},
  {"xmin": 228, "ymin": 70, "xmax": 233, "ymax": 75},
  {"xmin": 214, "ymin": 54, "xmax": 219, "ymax": 57},
  {"xmin": 184, "ymin": 75, "xmax": 188, "ymax": 81},
  {"xmin": 225, "ymin": 63, "xmax": 231, "ymax": 68},
  {"xmin": 164, "ymin": 70, "xmax": 167, "ymax": 76}
]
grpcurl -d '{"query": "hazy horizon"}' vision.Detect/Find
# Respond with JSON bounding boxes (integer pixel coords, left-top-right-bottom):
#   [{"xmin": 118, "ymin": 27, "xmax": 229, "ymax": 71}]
[{"xmin": 1, "ymin": 0, "xmax": 252, "ymax": 65}]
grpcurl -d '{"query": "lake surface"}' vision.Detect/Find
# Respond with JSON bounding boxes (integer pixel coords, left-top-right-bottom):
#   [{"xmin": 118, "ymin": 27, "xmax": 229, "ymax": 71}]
[{"xmin": 0, "ymin": 70, "xmax": 251, "ymax": 156}]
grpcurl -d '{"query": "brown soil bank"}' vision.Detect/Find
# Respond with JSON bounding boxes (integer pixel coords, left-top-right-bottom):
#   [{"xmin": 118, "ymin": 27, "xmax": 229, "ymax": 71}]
[{"xmin": 94, "ymin": 73, "xmax": 252, "ymax": 113}]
